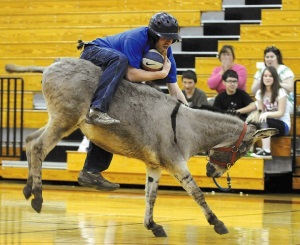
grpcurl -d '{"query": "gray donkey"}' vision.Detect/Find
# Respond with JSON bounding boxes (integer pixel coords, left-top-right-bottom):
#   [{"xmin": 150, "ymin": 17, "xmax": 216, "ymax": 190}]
[{"xmin": 5, "ymin": 58, "xmax": 277, "ymax": 237}]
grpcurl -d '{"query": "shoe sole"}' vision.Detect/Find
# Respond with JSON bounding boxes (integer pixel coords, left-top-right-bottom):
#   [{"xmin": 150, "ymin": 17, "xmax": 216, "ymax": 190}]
[
  {"xmin": 262, "ymin": 156, "xmax": 272, "ymax": 160},
  {"xmin": 250, "ymin": 154, "xmax": 272, "ymax": 160},
  {"xmin": 95, "ymin": 186, "xmax": 120, "ymax": 191},
  {"xmin": 85, "ymin": 117, "xmax": 120, "ymax": 126},
  {"xmin": 78, "ymin": 179, "xmax": 120, "ymax": 191}
]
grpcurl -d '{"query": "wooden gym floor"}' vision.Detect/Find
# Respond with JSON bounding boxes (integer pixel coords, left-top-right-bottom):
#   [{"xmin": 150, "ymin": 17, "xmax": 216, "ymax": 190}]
[{"xmin": 0, "ymin": 180, "xmax": 300, "ymax": 245}]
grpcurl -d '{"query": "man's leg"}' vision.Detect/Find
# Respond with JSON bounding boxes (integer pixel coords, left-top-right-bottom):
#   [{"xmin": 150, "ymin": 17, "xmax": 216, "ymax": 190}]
[
  {"xmin": 80, "ymin": 46, "xmax": 128, "ymax": 125},
  {"xmin": 78, "ymin": 141, "xmax": 120, "ymax": 191}
]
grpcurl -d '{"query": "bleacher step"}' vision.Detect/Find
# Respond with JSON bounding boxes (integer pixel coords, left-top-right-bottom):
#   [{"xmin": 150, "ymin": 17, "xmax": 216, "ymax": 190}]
[
  {"xmin": 1, "ymin": 152, "xmax": 266, "ymax": 190},
  {"xmin": 2, "ymin": 160, "xmax": 67, "ymax": 169},
  {"xmin": 264, "ymin": 157, "xmax": 292, "ymax": 174}
]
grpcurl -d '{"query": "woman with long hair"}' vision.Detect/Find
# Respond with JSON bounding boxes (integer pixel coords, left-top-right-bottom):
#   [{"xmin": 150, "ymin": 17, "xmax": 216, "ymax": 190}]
[{"xmin": 251, "ymin": 66, "xmax": 291, "ymax": 158}]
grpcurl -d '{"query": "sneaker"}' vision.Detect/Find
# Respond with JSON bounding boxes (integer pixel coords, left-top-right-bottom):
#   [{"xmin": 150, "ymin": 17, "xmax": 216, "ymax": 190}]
[
  {"xmin": 251, "ymin": 149, "xmax": 272, "ymax": 159},
  {"xmin": 85, "ymin": 109, "xmax": 120, "ymax": 126},
  {"xmin": 78, "ymin": 170, "xmax": 120, "ymax": 191}
]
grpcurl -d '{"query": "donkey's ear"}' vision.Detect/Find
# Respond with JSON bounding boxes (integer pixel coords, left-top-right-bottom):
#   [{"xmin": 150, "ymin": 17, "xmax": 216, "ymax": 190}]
[{"xmin": 252, "ymin": 128, "xmax": 279, "ymax": 142}]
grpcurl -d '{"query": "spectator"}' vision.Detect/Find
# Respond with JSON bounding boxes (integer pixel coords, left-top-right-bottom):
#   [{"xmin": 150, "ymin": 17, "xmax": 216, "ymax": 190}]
[
  {"xmin": 213, "ymin": 70, "xmax": 256, "ymax": 119},
  {"xmin": 251, "ymin": 66, "xmax": 291, "ymax": 159},
  {"xmin": 181, "ymin": 70, "xmax": 208, "ymax": 109},
  {"xmin": 207, "ymin": 45, "xmax": 247, "ymax": 93},
  {"xmin": 251, "ymin": 45, "xmax": 294, "ymax": 113}
]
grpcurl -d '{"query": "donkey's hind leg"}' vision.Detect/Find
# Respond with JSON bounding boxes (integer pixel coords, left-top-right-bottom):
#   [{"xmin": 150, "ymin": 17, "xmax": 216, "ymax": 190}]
[
  {"xmin": 23, "ymin": 126, "xmax": 47, "ymax": 200},
  {"xmin": 143, "ymin": 166, "xmax": 167, "ymax": 237},
  {"xmin": 168, "ymin": 162, "xmax": 228, "ymax": 235},
  {"xmin": 28, "ymin": 124, "xmax": 71, "ymax": 213}
]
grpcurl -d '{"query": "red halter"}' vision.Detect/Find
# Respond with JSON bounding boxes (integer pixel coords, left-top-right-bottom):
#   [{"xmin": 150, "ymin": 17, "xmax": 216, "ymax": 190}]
[{"xmin": 209, "ymin": 123, "xmax": 248, "ymax": 169}]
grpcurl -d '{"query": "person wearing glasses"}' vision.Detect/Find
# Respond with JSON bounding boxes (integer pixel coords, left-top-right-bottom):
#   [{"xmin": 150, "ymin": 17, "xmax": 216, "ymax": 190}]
[
  {"xmin": 207, "ymin": 45, "xmax": 247, "ymax": 94},
  {"xmin": 213, "ymin": 69, "xmax": 256, "ymax": 119}
]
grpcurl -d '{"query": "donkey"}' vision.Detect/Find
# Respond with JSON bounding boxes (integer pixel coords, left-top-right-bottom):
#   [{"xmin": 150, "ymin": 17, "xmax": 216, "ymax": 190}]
[{"xmin": 5, "ymin": 58, "xmax": 277, "ymax": 237}]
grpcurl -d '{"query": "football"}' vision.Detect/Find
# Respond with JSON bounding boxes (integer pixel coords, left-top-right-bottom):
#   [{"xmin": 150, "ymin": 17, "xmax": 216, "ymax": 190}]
[{"xmin": 142, "ymin": 49, "xmax": 164, "ymax": 71}]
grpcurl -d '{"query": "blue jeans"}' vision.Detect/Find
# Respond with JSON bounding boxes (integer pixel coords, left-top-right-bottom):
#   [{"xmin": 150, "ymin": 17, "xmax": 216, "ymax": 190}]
[
  {"xmin": 80, "ymin": 45, "xmax": 128, "ymax": 112},
  {"xmin": 261, "ymin": 118, "xmax": 290, "ymax": 136},
  {"xmin": 80, "ymin": 45, "xmax": 128, "ymax": 173}
]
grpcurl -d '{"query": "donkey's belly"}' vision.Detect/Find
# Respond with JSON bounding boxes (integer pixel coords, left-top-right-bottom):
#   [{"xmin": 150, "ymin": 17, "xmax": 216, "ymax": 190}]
[{"xmin": 80, "ymin": 123, "xmax": 158, "ymax": 164}]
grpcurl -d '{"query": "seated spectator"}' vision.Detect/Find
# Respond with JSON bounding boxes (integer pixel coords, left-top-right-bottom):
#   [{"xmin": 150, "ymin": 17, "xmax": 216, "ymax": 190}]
[
  {"xmin": 251, "ymin": 66, "xmax": 291, "ymax": 159},
  {"xmin": 207, "ymin": 45, "xmax": 247, "ymax": 94},
  {"xmin": 251, "ymin": 45, "xmax": 294, "ymax": 113},
  {"xmin": 181, "ymin": 70, "xmax": 208, "ymax": 109},
  {"xmin": 213, "ymin": 70, "xmax": 256, "ymax": 119}
]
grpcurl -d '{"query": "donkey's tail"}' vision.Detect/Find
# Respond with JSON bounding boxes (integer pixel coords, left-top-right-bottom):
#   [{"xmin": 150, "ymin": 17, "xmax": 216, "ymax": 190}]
[{"xmin": 5, "ymin": 64, "xmax": 46, "ymax": 73}]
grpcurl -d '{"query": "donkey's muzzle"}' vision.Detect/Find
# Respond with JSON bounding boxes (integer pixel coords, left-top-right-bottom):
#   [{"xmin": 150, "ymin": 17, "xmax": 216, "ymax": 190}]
[
  {"xmin": 206, "ymin": 162, "xmax": 216, "ymax": 177},
  {"xmin": 206, "ymin": 162, "xmax": 223, "ymax": 178}
]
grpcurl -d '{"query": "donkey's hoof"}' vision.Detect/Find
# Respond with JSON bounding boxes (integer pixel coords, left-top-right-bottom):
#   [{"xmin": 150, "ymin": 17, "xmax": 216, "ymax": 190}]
[
  {"xmin": 214, "ymin": 221, "xmax": 229, "ymax": 235},
  {"xmin": 31, "ymin": 198, "xmax": 43, "ymax": 213},
  {"xmin": 23, "ymin": 185, "xmax": 32, "ymax": 199},
  {"xmin": 151, "ymin": 225, "xmax": 167, "ymax": 237}
]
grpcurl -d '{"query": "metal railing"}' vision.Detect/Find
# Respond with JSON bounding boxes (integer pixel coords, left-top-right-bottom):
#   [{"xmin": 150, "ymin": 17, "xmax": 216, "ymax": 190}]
[
  {"xmin": 292, "ymin": 79, "xmax": 300, "ymax": 173},
  {"xmin": 0, "ymin": 77, "xmax": 24, "ymax": 159}
]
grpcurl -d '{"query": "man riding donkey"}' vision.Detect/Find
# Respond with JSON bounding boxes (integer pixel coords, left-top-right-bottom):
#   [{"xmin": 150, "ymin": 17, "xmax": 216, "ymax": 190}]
[{"xmin": 77, "ymin": 12, "xmax": 188, "ymax": 191}]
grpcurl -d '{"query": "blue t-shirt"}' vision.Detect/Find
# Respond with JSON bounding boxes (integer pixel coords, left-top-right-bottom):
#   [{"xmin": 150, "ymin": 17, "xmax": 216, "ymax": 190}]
[{"xmin": 89, "ymin": 27, "xmax": 177, "ymax": 83}]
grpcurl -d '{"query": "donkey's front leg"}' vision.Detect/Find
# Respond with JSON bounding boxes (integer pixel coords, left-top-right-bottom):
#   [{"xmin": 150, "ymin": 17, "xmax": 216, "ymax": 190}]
[
  {"xmin": 170, "ymin": 162, "xmax": 228, "ymax": 235},
  {"xmin": 144, "ymin": 166, "xmax": 167, "ymax": 237}
]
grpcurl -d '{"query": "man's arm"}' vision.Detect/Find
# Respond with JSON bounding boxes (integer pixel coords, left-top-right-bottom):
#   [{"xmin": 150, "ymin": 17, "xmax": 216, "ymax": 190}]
[
  {"xmin": 125, "ymin": 56, "xmax": 171, "ymax": 82},
  {"xmin": 167, "ymin": 82, "xmax": 188, "ymax": 105},
  {"xmin": 126, "ymin": 65, "xmax": 169, "ymax": 82}
]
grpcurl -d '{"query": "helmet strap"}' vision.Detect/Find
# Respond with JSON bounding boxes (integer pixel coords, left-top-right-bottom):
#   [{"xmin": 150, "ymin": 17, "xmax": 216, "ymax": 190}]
[{"xmin": 147, "ymin": 30, "xmax": 159, "ymax": 48}]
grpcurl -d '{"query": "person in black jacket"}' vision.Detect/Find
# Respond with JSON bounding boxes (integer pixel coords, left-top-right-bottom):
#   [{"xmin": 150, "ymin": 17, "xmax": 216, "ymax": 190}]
[{"xmin": 213, "ymin": 69, "xmax": 256, "ymax": 119}]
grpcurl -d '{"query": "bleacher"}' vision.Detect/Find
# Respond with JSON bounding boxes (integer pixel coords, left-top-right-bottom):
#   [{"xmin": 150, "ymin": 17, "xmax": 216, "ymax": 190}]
[
  {"xmin": 0, "ymin": 0, "xmax": 299, "ymax": 192},
  {"xmin": 194, "ymin": 1, "xmax": 300, "ymax": 191}
]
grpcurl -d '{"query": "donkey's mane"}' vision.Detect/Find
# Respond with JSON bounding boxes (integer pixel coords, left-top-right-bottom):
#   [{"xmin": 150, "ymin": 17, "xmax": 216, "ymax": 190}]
[
  {"xmin": 197, "ymin": 104, "xmax": 242, "ymax": 119},
  {"xmin": 123, "ymin": 81, "xmax": 244, "ymax": 122},
  {"xmin": 196, "ymin": 104, "xmax": 259, "ymax": 127}
]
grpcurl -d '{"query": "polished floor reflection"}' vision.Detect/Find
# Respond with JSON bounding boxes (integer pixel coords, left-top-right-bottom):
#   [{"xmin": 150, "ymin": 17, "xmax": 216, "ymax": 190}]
[{"xmin": 0, "ymin": 181, "xmax": 300, "ymax": 244}]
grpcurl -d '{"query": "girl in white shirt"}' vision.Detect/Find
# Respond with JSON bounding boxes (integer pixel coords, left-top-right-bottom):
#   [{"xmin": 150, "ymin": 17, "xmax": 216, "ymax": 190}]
[{"xmin": 252, "ymin": 66, "xmax": 290, "ymax": 159}]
